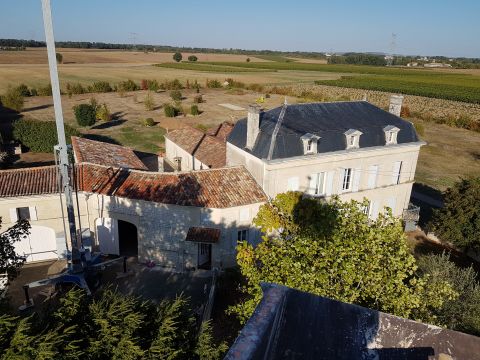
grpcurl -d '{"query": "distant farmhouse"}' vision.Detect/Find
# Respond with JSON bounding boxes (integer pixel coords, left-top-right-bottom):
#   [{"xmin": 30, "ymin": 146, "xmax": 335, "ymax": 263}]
[{"xmin": 0, "ymin": 96, "xmax": 423, "ymax": 270}]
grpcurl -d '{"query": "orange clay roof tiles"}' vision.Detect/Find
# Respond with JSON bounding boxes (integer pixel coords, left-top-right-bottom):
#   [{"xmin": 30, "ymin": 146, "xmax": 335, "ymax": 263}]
[
  {"xmin": 0, "ymin": 164, "xmax": 267, "ymax": 209},
  {"xmin": 71, "ymin": 136, "xmax": 148, "ymax": 170}
]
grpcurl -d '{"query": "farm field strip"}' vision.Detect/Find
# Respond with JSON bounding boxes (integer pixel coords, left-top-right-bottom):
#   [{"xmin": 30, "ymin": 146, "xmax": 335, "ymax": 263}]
[{"xmin": 153, "ymin": 62, "xmax": 275, "ymax": 73}]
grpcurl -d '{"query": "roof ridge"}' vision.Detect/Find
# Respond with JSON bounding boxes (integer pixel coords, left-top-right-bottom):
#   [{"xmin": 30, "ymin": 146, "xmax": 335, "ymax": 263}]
[{"xmin": 0, "ymin": 165, "xmax": 58, "ymax": 173}]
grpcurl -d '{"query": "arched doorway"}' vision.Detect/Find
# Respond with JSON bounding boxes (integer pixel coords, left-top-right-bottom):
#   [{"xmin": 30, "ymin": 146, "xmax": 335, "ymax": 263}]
[{"xmin": 118, "ymin": 220, "xmax": 138, "ymax": 257}]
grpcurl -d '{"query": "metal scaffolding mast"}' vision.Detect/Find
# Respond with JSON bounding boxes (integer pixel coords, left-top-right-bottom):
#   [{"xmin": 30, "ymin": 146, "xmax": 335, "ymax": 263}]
[{"xmin": 40, "ymin": 0, "xmax": 80, "ymax": 271}]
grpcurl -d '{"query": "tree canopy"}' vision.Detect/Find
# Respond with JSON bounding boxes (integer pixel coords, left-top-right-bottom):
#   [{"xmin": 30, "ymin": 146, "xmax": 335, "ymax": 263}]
[
  {"xmin": 0, "ymin": 288, "xmax": 227, "ymax": 359},
  {"xmin": 0, "ymin": 218, "xmax": 30, "ymax": 281},
  {"xmin": 430, "ymin": 177, "xmax": 480, "ymax": 252},
  {"xmin": 173, "ymin": 52, "xmax": 183, "ymax": 62},
  {"xmin": 230, "ymin": 192, "xmax": 456, "ymax": 325}
]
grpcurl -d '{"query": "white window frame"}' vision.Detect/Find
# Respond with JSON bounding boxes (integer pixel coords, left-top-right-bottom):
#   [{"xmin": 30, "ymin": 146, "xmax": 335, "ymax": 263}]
[
  {"xmin": 300, "ymin": 133, "xmax": 320, "ymax": 155},
  {"xmin": 392, "ymin": 161, "xmax": 402, "ymax": 185},
  {"xmin": 237, "ymin": 229, "xmax": 249, "ymax": 243},
  {"xmin": 383, "ymin": 125, "xmax": 400, "ymax": 146},
  {"xmin": 344, "ymin": 129, "xmax": 363, "ymax": 150},
  {"xmin": 310, "ymin": 172, "xmax": 326, "ymax": 196},
  {"xmin": 342, "ymin": 168, "xmax": 353, "ymax": 191}
]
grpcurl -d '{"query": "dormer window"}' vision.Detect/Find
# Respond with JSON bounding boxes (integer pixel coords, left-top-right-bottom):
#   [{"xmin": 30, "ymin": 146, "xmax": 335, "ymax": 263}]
[
  {"xmin": 300, "ymin": 133, "xmax": 320, "ymax": 155},
  {"xmin": 383, "ymin": 125, "xmax": 400, "ymax": 145},
  {"xmin": 344, "ymin": 129, "xmax": 362, "ymax": 150}
]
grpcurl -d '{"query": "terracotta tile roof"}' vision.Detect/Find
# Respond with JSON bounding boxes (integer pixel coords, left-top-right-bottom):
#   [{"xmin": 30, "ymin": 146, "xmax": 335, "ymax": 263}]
[
  {"xmin": 207, "ymin": 122, "xmax": 234, "ymax": 141},
  {"xmin": 185, "ymin": 227, "xmax": 221, "ymax": 243},
  {"xmin": 165, "ymin": 124, "xmax": 233, "ymax": 168},
  {"xmin": 0, "ymin": 166, "xmax": 58, "ymax": 197},
  {"xmin": 0, "ymin": 163, "xmax": 267, "ymax": 208},
  {"xmin": 77, "ymin": 163, "xmax": 267, "ymax": 208},
  {"xmin": 71, "ymin": 136, "xmax": 148, "ymax": 170}
]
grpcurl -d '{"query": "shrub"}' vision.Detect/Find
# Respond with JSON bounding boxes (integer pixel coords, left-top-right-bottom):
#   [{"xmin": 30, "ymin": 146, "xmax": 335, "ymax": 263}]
[
  {"xmin": 246, "ymin": 57, "xmax": 250, "ymax": 62},
  {"xmin": 36, "ymin": 84, "xmax": 52, "ymax": 96},
  {"xmin": 65, "ymin": 82, "xmax": 86, "ymax": 96},
  {"xmin": 206, "ymin": 79, "xmax": 222, "ymax": 89},
  {"xmin": 170, "ymin": 90, "xmax": 182, "ymax": 101},
  {"xmin": 400, "ymin": 105, "xmax": 411, "ymax": 118},
  {"xmin": 190, "ymin": 104, "xmax": 200, "ymax": 116},
  {"xmin": 160, "ymin": 79, "xmax": 183, "ymax": 90},
  {"xmin": 164, "ymin": 103, "xmax": 177, "ymax": 117},
  {"xmin": 73, "ymin": 103, "xmax": 96, "ymax": 126},
  {"xmin": 144, "ymin": 91, "xmax": 155, "ymax": 111},
  {"xmin": 56, "ymin": 52, "xmax": 63, "ymax": 64},
  {"xmin": 90, "ymin": 81, "xmax": 112, "ymax": 93},
  {"xmin": 147, "ymin": 79, "xmax": 160, "ymax": 91},
  {"xmin": 15, "ymin": 84, "xmax": 31, "ymax": 97},
  {"xmin": 13, "ymin": 119, "xmax": 79, "ymax": 153},
  {"xmin": 143, "ymin": 117, "xmax": 155, "ymax": 127},
  {"xmin": 29, "ymin": 88, "xmax": 38, "ymax": 96},
  {"xmin": 96, "ymin": 103, "xmax": 111, "ymax": 122},
  {"xmin": 117, "ymin": 79, "xmax": 139, "ymax": 92},
  {"xmin": 225, "ymin": 78, "xmax": 245, "ymax": 89},
  {"xmin": 1, "ymin": 86, "xmax": 24, "ymax": 112},
  {"xmin": 265, "ymin": 93, "xmax": 271, "ymax": 98},
  {"xmin": 173, "ymin": 52, "xmax": 182, "ymax": 62},
  {"xmin": 188, "ymin": 55, "xmax": 198, "ymax": 62},
  {"xmin": 140, "ymin": 79, "xmax": 148, "ymax": 90},
  {"xmin": 193, "ymin": 94, "xmax": 203, "ymax": 104}
]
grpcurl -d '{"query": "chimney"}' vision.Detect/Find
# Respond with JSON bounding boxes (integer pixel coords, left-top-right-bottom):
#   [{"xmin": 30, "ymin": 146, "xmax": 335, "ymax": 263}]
[
  {"xmin": 246, "ymin": 104, "xmax": 261, "ymax": 149},
  {"xmin": 389, "ymin": 95, "xmax": 404, "ymax": 117}
]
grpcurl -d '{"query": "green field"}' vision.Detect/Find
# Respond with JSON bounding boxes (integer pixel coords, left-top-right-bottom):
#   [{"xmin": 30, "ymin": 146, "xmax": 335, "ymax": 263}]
[
  {"xmin": 165, "ymin": 61, "xmax": 480, "ymax": 103},
  {"xmin": 153, "ymin": 63, "xmax": 275, "ymax": 73}
]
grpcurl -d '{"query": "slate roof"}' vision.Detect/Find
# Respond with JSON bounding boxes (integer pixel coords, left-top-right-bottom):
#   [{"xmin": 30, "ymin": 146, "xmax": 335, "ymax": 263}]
[
  {"xmin": 71, "ymin": 136, "xmax": 148, "ymax": 170},
  {"xmin": 185, "ymin": 227, "xmax": 221, "ymax": 243},
  {"xmin": 165, "ymin": 124, "xmax": 233, "ymax": 168},
  {"xmin": 227, "ymin": 101, "xmax": 420, "ymax": 161},
  {"xmin": 0, "ymin": 164, "xmax": 267, "ymax": 208},
  {"xmin": 226, "ymin": 283, "xmax": 480, "ymax": 360},
  {"xmin": 0, "ymin": 166, "xmax": 58, "ymax": 197}
]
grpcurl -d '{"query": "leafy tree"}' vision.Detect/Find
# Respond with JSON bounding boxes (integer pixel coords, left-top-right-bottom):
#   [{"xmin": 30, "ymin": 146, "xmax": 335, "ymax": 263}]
[
  {"xmin": 417, "ymin": 253, "xmax": 480, "ymax": 336},
  {"xmin": 190, "ymin": 105, "xmax": 200, "ymax": 116},
  {"xmin": 0, "ymin": 288, "xmax": 227, "ymax": 359},
  {"xmin": 246, "ymin": 57, "xmax": 250, "ymax": 62},
  {"xmin": 74, "ymin": 103, "xmax": 96, "ymax": 126},
  {"xmin": 230, "ymin": 192, "xmax": 456, "ymax": 325},
  {"xmin": 188, "ymin": 55, "xmax": 198, "ymax": 62},
  {"xmin": 195, "ymin": 320, "xmax": 228, "ymax": 360},
  {"xmin": 96, "ymin": 103, "xmax": 111, "ymax": 122},
  {"xmin": 12, "ymin": 120, "xmax": 79, "ymax": 153},
  {"xmin": 0, "ymin": 218, "xmax": 30, "ymax": 281},
  {"xmin": 144, "ymin": 91, "xmax": 156, "ymax": 111},
  {"xmin": 1, "ymin": 86, "xmax": 24, "ymax": 112},
  {"xmin": 142, "ymin": 118, "xmax": 155, "ymax": 127},
  {"xmin": 56, "ymin": 52, "xmax": 63, "ymax": 64},
  {"xmin": 430, "ymin": 177, "xmax": 480, "ymax": 252},
  {"xmin": 163, "ymin": 103, "xmax": 177, "ymax": 117},
  {"xmin": 170, "ymin": 90, "xmax": 182, "ymax": 101},
  {"xmin": 15, "ymin": 84, "xmax": 31, "ymax": 97},
  {"xmin": 173, "ymin": 52, "xmax": 182, "ymax": 62}
]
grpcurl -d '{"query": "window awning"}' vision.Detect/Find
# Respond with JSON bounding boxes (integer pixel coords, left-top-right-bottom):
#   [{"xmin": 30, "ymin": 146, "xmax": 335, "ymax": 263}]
[{"xmin": 185, "ymin": 227, "xmax": 220, "ymax": 244}]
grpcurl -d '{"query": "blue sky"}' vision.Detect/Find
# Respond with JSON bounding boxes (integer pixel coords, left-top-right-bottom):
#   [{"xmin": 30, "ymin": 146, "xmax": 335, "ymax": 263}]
[{"xmin": 1, "ymin": 0, "xmax": 479, "ymax": 57}]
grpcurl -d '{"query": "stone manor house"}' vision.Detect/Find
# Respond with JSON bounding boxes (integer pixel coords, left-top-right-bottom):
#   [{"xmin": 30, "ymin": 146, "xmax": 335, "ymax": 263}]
[{"xmin": 0, "ymin": 95, "xmax": 423, "ymax": 270}]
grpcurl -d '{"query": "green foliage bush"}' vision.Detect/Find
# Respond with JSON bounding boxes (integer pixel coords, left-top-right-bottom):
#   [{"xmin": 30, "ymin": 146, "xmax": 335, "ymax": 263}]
[
  {"xmin": 190, "ymin": 104, "xmax": 200, "ymax": 116},
  {"xmin": 188, "ymin": 55, "xmax": 198, "ymax": 62},
  {"xmin": 193, "ymin": 95, "xmax": 203, "ymax": 103},
  {"xmin": 117, "ymin": 79, "xmax": 139, "ymax": 92},
  {"xmin": 89, "ymin": 81, "xmax": 113, "ymax": 93},
  {"xmin": 15, "ymin": 84, "xmax": 31, "ymax": 97},
  {"xmin": 205, "ymin": 79, "xmax": 222, "ymax": 88},
  {"xmin": 66, "ymin": 82, "xmax": 86, "ymax": 96},
  {"xmin": 56, "ymin": 52, "xmax": 63, "ymax": 64},
  {"xmin": 96, "ymin": 103, "xmax": 111, "ymax": 122},
  {"xmin": 160, "ymin": 79, "xmax": 183, "ymax": 90},
  {"xmin": 230, "ymin": 193, "xmax": 457, "ymax": 325},
  {"xmin": 142, "ymin": 117, "xmax": 155, "ymax": 127},
  {"xmin": 170, "ymin": 90, "xmax": 182, "ymax": 101},
  {"xmin": 144, "ymin": 91, "xmax": 156, "ymax": 111},
  {"xmin": 163, "ymin": 103, "xmax": 177, "ymax": 117},
  {"xmin": 430, "ymin": 177, "xmax": 480, "ymax": 252},
  {"xmin": 173, "ymin": 52, "xmax": 182, "ymax": 62},
  {"xmin": 13, "ymin": 119, "xmax": 79, "ymax": 152},
  {"xmin": 73, "ymin": 103, "xmax": 96, "ymax": 126},
  {"xmin": 1, "ymin": 86, "xmax": 24, "ymax": 112},
  {"xmin": 36, "ymin": 84, "xmax": 53, "ymax": 96},
  {"xmin": 224, "ymin": 78, "xmax": 245, "ymax": 89}
]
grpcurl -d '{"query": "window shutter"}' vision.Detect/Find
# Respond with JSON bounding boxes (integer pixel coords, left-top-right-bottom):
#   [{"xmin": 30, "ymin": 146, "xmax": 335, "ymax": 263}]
[
  {"xmin": 367, "ymin": 165, "xmax": 378, "ymax": 189},
  {"xmin": 352, "ymin": 168, "xmax": 361, "ymax": 192},
  {"xmin": 29, "ymin": 206, "xmax": 38, "ymax": 221},
  {"xmin": 325, "ymin": 171, "xmax": 335, "ymax": 196},
  {"xmin": 308, "ymin": 174, "xmax": 317, "ymax": 195},
  {"xmin": 287, "ymin": 177, "xmax": 299, "ymax": 191},
  {"xmin": 9, "ymin": 208, "xmax": 18, "ymax": 223},
  {"xmin": 392, "ymin": 161, "xmax": 402, "ymax": 184},
  {"xmin": 370, "ymin": 201, "xmax": 379, "ymax": 220}
]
